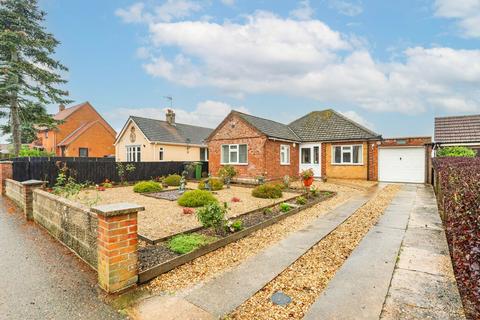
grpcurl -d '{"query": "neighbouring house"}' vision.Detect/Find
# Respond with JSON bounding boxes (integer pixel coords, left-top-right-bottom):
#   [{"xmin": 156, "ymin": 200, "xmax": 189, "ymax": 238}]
[
  {"xmin": 115, "ymin": 109, "xmax": 213, "ymax": 162},
  {"xmin": 434, "ymin": 114, "xmax": 480, "ymax": 156},
  {"xmin": 207, "ymin": 109, "xmax": 383, "ymax": 182},
  {"xmin": 34, "ymin": 102, "xmax": 116, "ymax": 157}
]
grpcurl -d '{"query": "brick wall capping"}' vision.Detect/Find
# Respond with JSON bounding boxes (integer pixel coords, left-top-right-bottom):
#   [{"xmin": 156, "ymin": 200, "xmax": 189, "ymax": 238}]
[
  {"xmin": 91, "ymin": 202, "xmax": 145, "ymax": 217},
  {"xmin": 0, "ymin": 160, "xmax": 13, "ymax": 164},
  {"xmin": 21, "ymin": 179, "xmax": 45, "ymax": 186}
]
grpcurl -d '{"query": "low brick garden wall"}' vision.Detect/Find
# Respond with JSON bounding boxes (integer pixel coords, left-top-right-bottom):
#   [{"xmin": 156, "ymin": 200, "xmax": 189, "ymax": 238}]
[
  {"xmin": 32, "ymin": 189, "xmax": 98, "ymax": 269},
  {"xmin": 5, "ymin": 179, "xmax": 24, "ymax": 210}
]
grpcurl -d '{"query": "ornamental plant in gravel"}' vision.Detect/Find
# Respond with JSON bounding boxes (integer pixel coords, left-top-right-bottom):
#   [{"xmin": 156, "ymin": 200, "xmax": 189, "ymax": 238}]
[
  {"xmin": 252, "ymin": 183, "xmax": 283, "ymax": 199},
  {"xmin": 198, "ymin": 178, "xmax": 224, "ymax": 191},
  {"xmin": 178, "ymin": 190, "xmax": 218, "ymax": 207},
  {"xmin": 196, "ymin": 202, "xmax": 227, "ymax": 234},
  {"xmin": 133, "ymin": 181, "xmax": 162, "ymax": 193},
  {"xmin": 168, "ymin": 233, "xmax": 216, "ymax": 254},
  {"xmin": 164, "ymin": 174, "xmax": 182, "ymax": 187},
  {"xmin": 433, "ymin": 157, "xmax": 480, "ymax": 319}
]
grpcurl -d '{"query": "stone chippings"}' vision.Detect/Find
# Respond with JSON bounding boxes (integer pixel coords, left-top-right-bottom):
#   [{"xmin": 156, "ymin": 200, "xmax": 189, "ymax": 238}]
[
  {"xmin": 229, "ymin": 184, "xmax": 401, "ymax": 320},
  {"xmin": 148, "ymin": 181, "xmax": 374, "ymax": 293}
]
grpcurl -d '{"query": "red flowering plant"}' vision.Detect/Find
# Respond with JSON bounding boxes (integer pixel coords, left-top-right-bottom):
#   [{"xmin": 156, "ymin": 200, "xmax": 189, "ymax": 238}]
[{"xmin": 183, "ymin": 208, "xmax": 195, "ymax": 215}]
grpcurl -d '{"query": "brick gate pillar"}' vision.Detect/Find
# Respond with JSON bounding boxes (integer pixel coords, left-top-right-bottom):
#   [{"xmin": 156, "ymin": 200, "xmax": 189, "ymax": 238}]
[
  {"xmin": 91, "ymin": 203, "xmax": 144, "ymax": 293},
  {"xmin": 0, "ymin": 161, "xmax": 13, "ymax": 195},
  {"xmin": 21, "ymin": 180, "xmax": 44, "ymax": 220}
]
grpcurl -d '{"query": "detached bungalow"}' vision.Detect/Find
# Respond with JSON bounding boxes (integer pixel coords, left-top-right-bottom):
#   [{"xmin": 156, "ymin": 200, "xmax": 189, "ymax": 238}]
[
  {"xmin": 207, "ymin": 109, "xmax": 382, "ymax": 182},
  {"xmin": 115, "ymin": 110, "xmax": 213, "ymax": 162}
]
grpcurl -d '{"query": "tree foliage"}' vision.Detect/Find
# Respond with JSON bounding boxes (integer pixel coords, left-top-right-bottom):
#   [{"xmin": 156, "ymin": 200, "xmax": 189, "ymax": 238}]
[
  {"xmin": 436, "ymin": 146, "xmax": 476, "ymax": 158},
  {"xmin": 0, "ymin": 0, "xmax": 70, "ymax": 154}
]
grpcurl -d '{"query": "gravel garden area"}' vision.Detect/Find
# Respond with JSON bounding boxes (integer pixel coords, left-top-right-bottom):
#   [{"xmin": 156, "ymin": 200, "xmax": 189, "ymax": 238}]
[
  {"xmin": 77, "ymin": 182, "xmax": 299, "ymax": 239},
  {"xmin": 147, "ymin": 180, "xmax": 376, "ymax": 294},
  {"xmin": 229, "ymin": 184, "xmax": 401, "ymax": 320}
]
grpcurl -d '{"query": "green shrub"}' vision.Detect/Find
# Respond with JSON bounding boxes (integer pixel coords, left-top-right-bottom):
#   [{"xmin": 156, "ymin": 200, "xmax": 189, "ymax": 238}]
[
  {"xmin": 218, "ymin": 165, "xmax": 237, "ymax": 180},
  {"xmin": 133, "ymin": 181, "xmax": 163, "ymax": 193},
  {"xmin": 178, "ymin": 190, "xmax": 218, "ymax": 207},
  {"xmin": 164, "ymin": 174, "xmax": 182, "ymax": 186},
  {"xmin": 252, "ymin": 183, "xmax": 283, "ymax": 199},
  {"xmin": 296, "ymin": 196, "xmax": 307, "ymax": 205},
  {"xmin": 263, "ymin": 207, "xmax": 273, "ymax": 214},
  {"xmin": 168, "ymin": 233, "xmax": 216, "ymax": 254},
  {"xmin": 226, "ymin": 219, "xmax": 243, "ymax": 232},
  {"xmin": 196, "ymin": 202, "xmax": 227, "ymax": 232},
  {"xmin": 198, "ymin": 178, "xmax": 224, "ymax": 191},
  {"xmin": 279, "ymin": 203, "xmax": 291, "ymax": 212},
  {"xmin": 437, "ymin": 146, "xmax": 476, "ymax": 158},
  {"xmin": 310, "ymin": 186, "xmax": 320, "ymax": 197},
  {"xmin": 102, "ymin": 182, "xmax": 113, "ymax": 188}
]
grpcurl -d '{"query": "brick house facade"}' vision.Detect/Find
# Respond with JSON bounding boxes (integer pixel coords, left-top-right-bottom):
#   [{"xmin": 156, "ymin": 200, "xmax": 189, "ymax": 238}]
[
  {"xmin": 208, "ymin": 110, "xmax": 382, "ymax": 182},
  {"xmin": 34, "ymin": 102, "xmax": 116, "ymax": 157}
]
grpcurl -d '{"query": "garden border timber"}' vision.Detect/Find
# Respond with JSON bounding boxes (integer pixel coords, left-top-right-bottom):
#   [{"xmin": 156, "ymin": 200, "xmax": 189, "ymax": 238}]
[
  {"xmin": 138, "ymin": 190, "xmax": 305, "ymax": 245},
  {"xmin": 138, "ymin": 191, "xmax": 334, "ymax": 283}
]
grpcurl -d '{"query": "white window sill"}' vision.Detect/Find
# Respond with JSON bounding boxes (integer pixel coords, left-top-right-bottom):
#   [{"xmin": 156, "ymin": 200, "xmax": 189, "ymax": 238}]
[
  {"xmin": 280, "ymin": 163, "xmax": 290, "ymax": 166},
  {"xmin": 331, "ymin": 163, "xmax": 364, "ymax": 166}
]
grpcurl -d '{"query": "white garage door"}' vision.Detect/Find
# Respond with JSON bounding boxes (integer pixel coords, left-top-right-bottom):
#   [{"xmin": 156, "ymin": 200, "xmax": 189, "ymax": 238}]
[{"xmin": 379, "ymin": 147, "xmax": 425, "ymax": 183}]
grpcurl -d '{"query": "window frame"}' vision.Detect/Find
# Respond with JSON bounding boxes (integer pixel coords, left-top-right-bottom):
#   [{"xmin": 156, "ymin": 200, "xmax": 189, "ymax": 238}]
[
  {"xmin": 280, "ymin": 144, "xmax": 290, "ymax": 165},
  {"xmin": 159, "ymin": 147, "xmax": 164, "ymax": 161},
  {"xmin": 200, "ymin": 147, "xmax": 209, "ymax": 161},
  {"xmin": 331, "ymin": 144, "xmax": 363, "ymax": 165},
  {"xmin": 221, "ymin": 144, "xmax": 248, "ymax": 165},
  {"xmin": 126, "ymin": 145, "xmax": 141, "ymax": 162},
  {"xmin": 78, "ymin": 147, "xmax": 88, "ymax": 157}
]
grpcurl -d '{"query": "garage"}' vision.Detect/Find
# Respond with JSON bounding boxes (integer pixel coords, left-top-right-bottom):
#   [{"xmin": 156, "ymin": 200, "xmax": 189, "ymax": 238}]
[{"xmin": 378, "ymin": 147, "xmax": 426, "ymax": 183}]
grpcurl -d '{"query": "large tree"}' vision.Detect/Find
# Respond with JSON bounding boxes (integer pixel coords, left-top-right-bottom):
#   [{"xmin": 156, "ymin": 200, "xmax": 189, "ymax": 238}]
[{"xmin": 0, "ymin": 0, "xmax": 70, "ymax": 155}]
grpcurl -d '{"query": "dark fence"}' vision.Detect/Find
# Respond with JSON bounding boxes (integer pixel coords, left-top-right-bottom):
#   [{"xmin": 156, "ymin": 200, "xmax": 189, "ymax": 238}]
[{"xmin": 10, "ymin": 157, "xmax": 208, "ymax": 186}]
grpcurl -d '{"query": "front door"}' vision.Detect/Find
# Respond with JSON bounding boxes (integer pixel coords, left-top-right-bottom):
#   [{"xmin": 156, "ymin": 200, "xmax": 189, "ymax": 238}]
[{"xmin": 299, "ymin": 143, "xmax": 321, "ymax": 177}]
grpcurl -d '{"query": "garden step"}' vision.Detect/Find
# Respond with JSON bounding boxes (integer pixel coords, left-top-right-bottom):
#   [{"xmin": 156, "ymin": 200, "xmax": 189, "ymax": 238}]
[
  {"xmin": 184, "ymin": 192, "xmax": 376, "ymax": 318},
  {"xmin": 303, "ymin": 185, "xmax": 415, "ymax": 320}
]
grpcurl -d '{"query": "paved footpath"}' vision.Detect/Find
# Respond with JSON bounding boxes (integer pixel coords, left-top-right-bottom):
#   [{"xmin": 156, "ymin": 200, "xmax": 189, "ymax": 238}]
[
  {"xmin": 0, "ymin": 197, "xmax": 124, "ymax": 320},
  {"xmin": 184, "ymin": 192, "xmax": 375, "ymax": 318},
  {"xmin": 304, "ymin": 185, "xmax": 465, "ymax": 320}
]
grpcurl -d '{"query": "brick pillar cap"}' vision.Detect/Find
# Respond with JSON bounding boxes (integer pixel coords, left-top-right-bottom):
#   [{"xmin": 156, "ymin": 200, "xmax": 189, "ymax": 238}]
[
  {"xmin": 91, "ymin": 203, "xmax": 145, "ymax": 217},
  {"xmin": 21, "ymin": 179, "xmax": 44, "ymax": 186},
  {"xmin": 0, "ymin": 161, "xmax": 13, "ymax": 164}
]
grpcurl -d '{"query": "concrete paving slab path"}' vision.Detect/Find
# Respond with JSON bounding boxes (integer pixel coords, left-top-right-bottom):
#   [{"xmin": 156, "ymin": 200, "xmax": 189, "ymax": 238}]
[
  {"xmin": 380, "ymin": 185, "xmax": 465, "ymax": 319},
  {"xmin": 0, "ymin": 197, "xmax": 124, "ymax": 320},
  {"xmin": 184, "ymin": 193, "xmax": 375, "ymax": 318},
  {"xmin": 303, "ymin": 185, "xmax": 416, "ymax": 320}
]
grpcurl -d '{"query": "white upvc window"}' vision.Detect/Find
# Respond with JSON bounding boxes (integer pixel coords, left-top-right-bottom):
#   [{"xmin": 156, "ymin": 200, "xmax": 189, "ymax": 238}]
[
  {"xmin": 126, "ymin": 145, "xmax": 141, "ymax": 162},
  {"xmin": 332, "ymin": 145, "xmax": 363, "ymax": 165},
  {"xmin": 280, "ymin": 145, "xmax": 290, "ymax": 165},
  {"xmin": 200, "ymin": 147, "xmax": 209, "ymax": 161},
  {"xmin": 159, "ymin": 147, "xmax": 164, "ymax": 161},
  {"xmin": 221, "ymin": 144, "xmax": 248, "ymax": 164}
]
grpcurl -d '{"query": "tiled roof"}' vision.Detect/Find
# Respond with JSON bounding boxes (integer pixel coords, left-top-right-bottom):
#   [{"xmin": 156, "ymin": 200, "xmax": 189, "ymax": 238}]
[
  {"xmin": 434, "ymin": 114, "xmax": 480, "ymax": 143},
  {"xmin": 130, "ymin": 116, "xmax": 213, "ymax": 145},
  {"xmin": 233, "ymin": 112, "xmax": 300, "ymax": 141},
  {"xmin": 288, "ymin": 109, "xmax": 381, "ymax": 142},
  {"xmin": 53, "ymin": 102, "xmax": 86, "ymax": 120},
  {"xmin": 57, "ymin": 121, "xmax": 98, "ymax": 146}
]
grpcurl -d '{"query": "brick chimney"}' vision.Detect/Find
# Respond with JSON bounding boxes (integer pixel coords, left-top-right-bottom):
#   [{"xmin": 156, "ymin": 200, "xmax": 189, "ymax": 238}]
[
  {"xmin": 59, "ymin": 104, "xmax": 65, "ymax": 112},
  {"xmin": 166, "ymin": 109, "xmax": 175, "ymax": 125}
]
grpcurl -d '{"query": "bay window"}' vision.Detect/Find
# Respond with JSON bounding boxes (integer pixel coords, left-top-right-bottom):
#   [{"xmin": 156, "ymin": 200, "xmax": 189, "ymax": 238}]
[
  {"xmin": 221, "ymin": 144, "xmax": 247, "ymax": 164},
  {"xmin": 332, "ymin": 145, "xmax": 362, "ymax": 164},
  {"xmin": 280, "ymin": 145, "xmax": 290, "ymax": 165},
  {"xmin": 126, "ymin": 145, "xmax": 141, "ymax": 162}
]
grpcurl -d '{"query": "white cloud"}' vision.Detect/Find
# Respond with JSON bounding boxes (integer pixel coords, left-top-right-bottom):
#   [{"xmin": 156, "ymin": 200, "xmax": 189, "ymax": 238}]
[
  {"xmin": 220, "ymin": 0, "xmax": 235, "ymax": 6},
  {"xmin": 339, "ymin": 110, "xmax": 375, "ymax": 129},
  {"xmin": 118, "ymin": 7, "xmax": 480, "ymax": 115},
  {"xmin": 115, "ymin": 3, "xmax": 146, "ymax": 23},
  {"xmin": 105, "ymin": 100, "xmax": 249, "ymax": 131},
  {"xmin": 434, "ymin": 0, "xmax": 480, "ymax": 38},
  {"xmin": 289, "ymin": 0, "xmax": 314, "ymax": 20},
  {"xmin": 115, "ymin": 1, "xmax": 203, "ymax": 24},
  {"xmin": 328, "ymin": 0, "xmax": 363, "ymax": 17}
]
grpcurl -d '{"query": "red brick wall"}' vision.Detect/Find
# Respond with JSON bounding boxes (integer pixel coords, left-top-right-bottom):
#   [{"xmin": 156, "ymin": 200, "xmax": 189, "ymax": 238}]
[
  {"xmin": 264, "ymin": 140, "xmax": 299, "ymax": 180},
  {"xmin": 368, "ymin": 142, "xmax": 379, "ymax": 181},
  {"xmin": 381, "ymin": 136, "xmax": 431, "ymax": 147},
  {"xmin": 208, "ymin": 114, "xmax": 268, "ymax": 179},
  {"xmin": 65, "ymin": 122, "xmax": 116, "ymax": 157}
]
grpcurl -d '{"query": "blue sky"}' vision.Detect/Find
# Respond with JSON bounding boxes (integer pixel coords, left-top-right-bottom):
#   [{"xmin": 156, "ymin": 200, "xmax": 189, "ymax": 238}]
[{"xmin": 36, "ymin": 0, "xmax": 479, "ymax": 138}]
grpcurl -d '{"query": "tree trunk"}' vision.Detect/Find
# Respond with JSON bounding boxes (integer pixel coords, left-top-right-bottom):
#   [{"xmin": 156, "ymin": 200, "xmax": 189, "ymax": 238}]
[{"xmin": 10, "ymin": 49, "xmax": 21, "ymax": 156}]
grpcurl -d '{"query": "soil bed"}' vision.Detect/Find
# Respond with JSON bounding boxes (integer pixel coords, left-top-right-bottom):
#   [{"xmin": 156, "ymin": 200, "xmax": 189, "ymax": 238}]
[{"xmin": 138, "ymin": 191, "xmax": 333, "ymax": 274}]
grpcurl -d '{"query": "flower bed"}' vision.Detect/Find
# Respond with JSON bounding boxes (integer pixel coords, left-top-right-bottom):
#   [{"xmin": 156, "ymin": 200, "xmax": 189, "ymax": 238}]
[
  {"xmin": 434, "ymin": 157, "xmax": 480, "ymax": 319},
  {"xmin": 138, "ymin": 191, "xmax": 335, "ymax": 283}
]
